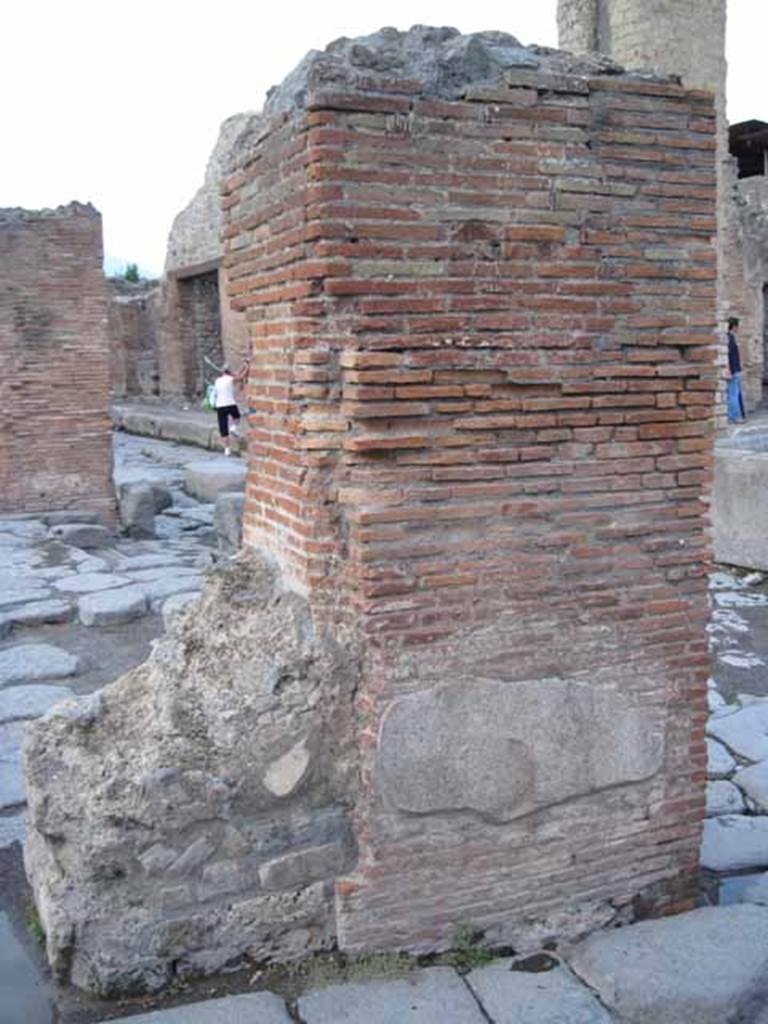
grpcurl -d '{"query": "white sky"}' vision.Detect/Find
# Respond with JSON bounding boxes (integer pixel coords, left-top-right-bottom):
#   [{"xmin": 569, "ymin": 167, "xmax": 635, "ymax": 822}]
[{"xmin": 1, "ymin": 1, "xmax": 764, "ymax": 277}]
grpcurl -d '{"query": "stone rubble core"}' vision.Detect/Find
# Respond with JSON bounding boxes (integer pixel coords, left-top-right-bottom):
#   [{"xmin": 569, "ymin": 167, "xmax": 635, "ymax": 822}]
[
  {"xmin": 0, "ymin": 203, "xmax": 115, "ymax": 521},
  {"xmin": 25, "ymin": 25, "xmax": 717, "ymax": 995}
]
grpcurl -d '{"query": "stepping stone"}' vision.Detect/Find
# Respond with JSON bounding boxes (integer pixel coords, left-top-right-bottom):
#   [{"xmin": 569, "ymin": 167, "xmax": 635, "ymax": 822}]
[
  {"xmin": 78, "ymin": 586, "xmax": 148, "ymax": 626},
  {"xmin": 0, "ymin": 644, "xmax": 79, "ymax": 687},
  {"xmin": 706, "ymin": 780, "xmax": 745, "ymax": 816},
  {"xmin": 49, "ymin": 523, "xmax": 113, "ymax": 549},
  {"xmin": 298, "ymin": 967, "xmax": 487, "ymax": 1024},
  {"xmin": 0, "ymin": 912, "xmax": 52, "ymax": 1022},
  {"xmin": 707, "ymin": 737, "xmax": 736, "ymax": 778},
  {"xmin": 54, "ymin": 572, "xmax": 132, "ymax": 594},
  {"xmin": 708, "ymin": 703, "xmax": 768, "ymax": 763},
  {"xmin": 0, "ymin": 599, "xmax": 72, "ymax": 632},
  {"xmin": 466, "ymin": 955, "xmax": 612, "ymax": 1024},
  {"xmin": 0, "ymin": 721, "xmax": 25, "ymax": 809},
  {"xmin": 0, "ymin": 684, "xmax": 75, "ymax": 723},
  {"xmin": 734, "ymin": 759, "xmax": 768, "ymax": 811},
  {"xmin": 567, "ymin": 905, "xmax": 768, "ymax": 1024},
  {"xmin": 184, "ymin": 459, "xmax": 246, "ymax": 502},
  {"xmin": 162, "ymin": 592, "xmax": 200, "ymax": 629},
  {"xmin": 0, "ymin": 810, "xmax": 26, "ymax": 849},
  {"xmin": 700, "ymin": 815, "xmax": 768, "ymax": 871},
  {"xmin": 104, "ymin": 991, "xmax": 291, "ymax": 1023}
]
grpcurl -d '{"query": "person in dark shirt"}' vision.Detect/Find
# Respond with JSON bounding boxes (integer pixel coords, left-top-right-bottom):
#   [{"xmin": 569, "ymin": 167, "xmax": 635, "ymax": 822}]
[{"xmin": 726, "ymin": 316, "xmax": 746, "ymax": 423}]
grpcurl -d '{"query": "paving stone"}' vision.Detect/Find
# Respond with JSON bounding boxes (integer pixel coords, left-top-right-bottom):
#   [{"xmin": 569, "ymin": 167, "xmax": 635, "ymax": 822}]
[
  {"xmin": 143, "ymin": 574, "xmax": 203, "ymax": 609},
  {"xmin": 706, "ymin": 780, "xmax": 745, "ymax": 816},
  {"xmin": 103, "ymin": 991, "xmax": 292, "ymax": 1023},
  {"xmin": 708, "ymin": 703, "xmax": 768, "ymax": 763},
  {"xmin": 0, "ymin": 644, "xmax": 79, "ymax": 687},
  {"xmin": 0, "ymin": 684, "xmax": 75, "ymax": 723},
  {"xmin": 0, "ymin": 810, "xmax": 26, "ymax": 849},
  {"xmin": 0, "ymin": 581, "xmax": 52, "ymax": 609},
  {"xmin": 162, "ymin": 592, "xmax": 200, "ymax": 629},
  {"xmin": 0, "ymin": 520, "xmax": 46, "ymax": 539},
  {"xmin": 0, "ymin": 598, "xmax": 73, "ymax": 631},
  {"xmin": 718, "ymin": 872, "xmax": 767, "ymax": 905},
  {"xmin": 0, "ymin": 911, "xmax": 52, "ymax": 1022},
  {"xmin": 184, "ymin": 459, "xmax": 246, "ymax": 502},
  {"xmin": 734, "ymin": 759, "xmax": 768, "ymax": 811},
  {"xmin": 78, "ymin": 586, "xmax": 148, "ymax": 626},
  {"xmin": 567, "ymin": 905, "xmax": 768, "ymax": 1024},
  {"xmin": 741, "ymin": 873, "xmax": 768, "ymax": 905},
  {"xmin": 700, "ymin": 815, "xmax": 768, "ymax": 871},
  {"xmin": 54, "ymin": 572, "xmax": 132, "ymax": 594},
  {"xmin": 43, "ymin": 510, "xmax": 101, "ymax": 526},
  {"xmin": 466, "ymin": 955, "xmax": 612, "ymax": 1024},
  {"xmin": 0, "ymin": 721, "xmax": 25, "ymax": 810},
  {"xmin": 298, "ymin": 967, "xmax": 487, "ymax": 1024},
  {"xmin": 116, "ymin": 553, "xmax": 185, "ymax": 571},
  {"xmin": 49, "ymin": 523, "xmax": 113, "ymax": 549},
  {"xmin": 707, "ymin": 737, "xmax": 737, "ymax": 777}
]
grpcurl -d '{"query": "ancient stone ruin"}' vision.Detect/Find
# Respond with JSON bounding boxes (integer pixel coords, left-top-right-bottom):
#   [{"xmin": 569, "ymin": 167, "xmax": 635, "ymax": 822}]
[
  {"xmin": 24, "ymin": 26, "xmax": 716, "ymax": 995},
  {"xmin": 0, "ymin": 203, "xmax": 115, "ymax": 521}
]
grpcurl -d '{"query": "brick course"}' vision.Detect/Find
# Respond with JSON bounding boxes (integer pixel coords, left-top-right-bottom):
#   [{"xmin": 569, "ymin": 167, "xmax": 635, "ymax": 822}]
[
  {"xmin": 0, "ymin": 203, "xmax": 115, "ymax": 521},
  {"xmin": 223, "ymin": 66, "xmax": 715, "ymax": 952}
]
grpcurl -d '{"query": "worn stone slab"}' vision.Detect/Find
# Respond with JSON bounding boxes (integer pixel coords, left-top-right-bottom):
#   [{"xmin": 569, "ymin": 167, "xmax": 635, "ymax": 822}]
[
  {"xmin": 0, "ymin": 810, "xmax": 26, "ymax": 848},
  {"xmin": 567, "ymin": 905, "xmax": 768, "ymax": 1024},
  {"xmin": 708, "ymin": 703, "xmax": 768, "ymax": 763},
  {"xmin": 0, "ymin": 581, "xmax": 52, "ymax": 608},
  {"xmin": 298, "ymin": 967, "xmax": 487, "ymax": 1024},
  {"xmin": 0, "ymin": 598, "xmax": 73, "ymax": 630},
  {"xmin": 0, "ymin": 721, "xmax": 25, "ymax": 809},
  {"xmin": 43, "ymin": 510, "xmax": 101, "ymax": 526},
  {"xmin": 706, "ymin": 780, "xmax": 745, "ymax": 816},
  {"xmin": 466, "ymin": 955, "xmax": 612, "ymax": 1024},
  {"xmin": 741, "ymin": 874, "xmax": 768, "ymax": 905},
  {"xmin": 707, "ymin": 737, "xmax": 737, "ymax": 777},
  {"xmin": 0, "ymin": 644, "xmax": 79, "ymax": 687},
  {"xmin": 0, "ymin": 911, "xmax": 52, "ymax": 1022},
  {"xmin": 184, "ymin": 460, "xmax": 246, "ymax": 503},
  {"xmin": 102, "ymin": 991, "xmax": 292, "ymax": 1023},
  {"xmin": 701, "ymin": 814, "xmax": 768, "ymax": 871},
  {"xmin": 49, "ymin": 523, "xmax": 113, "ymax": 549},
  {"xmin": 78, "ymin": 586, "xmax": 148, "ymax": 626},
  {"xmin": 0, "ymin": 684, "xmax": 75, "ymax": 723},
  {"xmin": 718, "ymin": 872, "xmax": 767, "ymax": 905},
  {"xmin": 734, "ymin": 760, "xmax": 768, "ymax": 811},
  {"xmin": 54, "ymin": 572, "xmax": 132, "ymax": 594}
]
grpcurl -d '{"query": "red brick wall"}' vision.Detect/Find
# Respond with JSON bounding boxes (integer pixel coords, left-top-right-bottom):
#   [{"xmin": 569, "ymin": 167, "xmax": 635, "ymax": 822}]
[
  {"xmin": 0, "ymin": 204, "xmax": 115, "ymax": 521},
  {"xmin": 223, "ymin": 70, "xmax": 716, "ymax": 951}
]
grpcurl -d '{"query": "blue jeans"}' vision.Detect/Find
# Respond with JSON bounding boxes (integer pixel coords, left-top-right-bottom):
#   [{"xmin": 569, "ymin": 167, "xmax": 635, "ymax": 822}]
[{"xmin": 727, "ymin": 372, "xmax": 746, "ymax": 422}]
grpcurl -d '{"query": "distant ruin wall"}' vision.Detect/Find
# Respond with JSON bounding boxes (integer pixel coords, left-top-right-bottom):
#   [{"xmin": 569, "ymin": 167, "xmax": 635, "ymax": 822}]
[
  {"xmin": 108, "ymin": 278, "xmax": 160, "ymax": 398},
  {"xmin": 0, "ymin": 204, "xmax": 115, "ymax": 520},
  {"xmin": 24, "ymin": 28, "xmax": 717, "ymax": 996}
]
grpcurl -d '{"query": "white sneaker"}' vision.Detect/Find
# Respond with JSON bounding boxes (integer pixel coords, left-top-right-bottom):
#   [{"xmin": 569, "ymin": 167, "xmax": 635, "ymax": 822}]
[{"xmin": 224, "ymin": 447, "xmax": 231, "ymax": 457}]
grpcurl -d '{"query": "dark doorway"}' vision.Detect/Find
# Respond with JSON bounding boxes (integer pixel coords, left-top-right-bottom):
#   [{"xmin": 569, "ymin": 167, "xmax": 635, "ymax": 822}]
[{"xmin": 178, "ymin": 270, "xmax": 223, "ymax": 396}]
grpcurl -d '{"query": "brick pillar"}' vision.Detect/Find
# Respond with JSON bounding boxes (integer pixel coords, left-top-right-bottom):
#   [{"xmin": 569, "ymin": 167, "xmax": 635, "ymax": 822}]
[
  {"xmin": 0, "ymin": 203, "xmax": 115, "ymax": 521},
  {"xmin": 223, "ymin": 69, "xmax": 716, "ymax": 952}
]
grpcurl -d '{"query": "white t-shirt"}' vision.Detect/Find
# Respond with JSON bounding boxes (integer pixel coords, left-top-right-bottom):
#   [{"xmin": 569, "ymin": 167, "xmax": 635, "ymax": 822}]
[{"xmin": 213, "ymin": 374, "xmax": 236, "ymax": 408}]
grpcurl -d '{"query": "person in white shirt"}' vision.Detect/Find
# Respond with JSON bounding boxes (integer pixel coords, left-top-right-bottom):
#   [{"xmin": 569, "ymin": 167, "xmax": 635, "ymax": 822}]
[{"xmin": 213, "ymin": 361, "xmax": 248, "ymax": 455}]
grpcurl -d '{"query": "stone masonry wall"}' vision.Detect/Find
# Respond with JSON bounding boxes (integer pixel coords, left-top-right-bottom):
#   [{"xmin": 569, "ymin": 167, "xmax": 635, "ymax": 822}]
[
  {"xmin": 222, "ymin": 31, "xmax": 717, "ymax": 952},
  {"xmin": 108, "ymin": 278, "xmax": 160, "ymax": 398},
  {"xmin": 24, "ymin": 28, "xmax": 717, "ymax": 997},
  {"xmin": 0, "ymin": 204, "xmax": 115, "ymax": 520}
]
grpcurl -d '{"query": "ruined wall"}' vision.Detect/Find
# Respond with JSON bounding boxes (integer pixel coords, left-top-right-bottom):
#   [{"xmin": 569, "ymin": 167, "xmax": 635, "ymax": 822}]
[
  {"xmin": 108, "ymin": 278, "xmax": 160, "ymax": 398},
  {"xmin": 24, "ymin": 28, "xmax": 716, "ymax": 996},
  {"xmin": 0, "ymin": 204, "xmax": 115, "ymax": 520}
]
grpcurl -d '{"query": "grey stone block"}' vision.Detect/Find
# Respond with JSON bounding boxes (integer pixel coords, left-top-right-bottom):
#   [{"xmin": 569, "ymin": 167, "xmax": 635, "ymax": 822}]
[
  {"xmin": 167, "ymin": 836, "xmax": 217, "ymax": 878},
  {"xmin": 104, "ymin": 992, "xmax": 292, "ymax": 1023},
  {"xmin": 0, "ymin": 644, "xmax": 79, "ymax": 687},
  {"xmin": 0, "ymin": 599, "xmax": 73, "ymax": 630},
  {"xmin": 0, "ymin": 684, "xmax": 75, "ymax": 723},
  {"xmin": 214, "ymin": 492, "xmax": 244, "ymax": 554},
  {"xmin": 701, "ymin": 815, "xmax": 768, "ymax": 871},
  {"xmin": 78, "ymin": 585, "xmax": 148, "ymax": 626},
  {"xmin": 298, "ymin": 967, "xmax": 487, "ymax": 1024},
  {"xmin": 151, "ymin": 484, "xmax": 173, "ymax": 512},
  {"xmin": 707, "ymin": 736, "xmax": 736, "ymax": 778},
  {"xmin": 43, "ymin": 510, "xmax": 101, "ymax": 526},
  {"xmin": 184, "ymin": 459, "xmax": 246, "ymax": 502},
  {"xmin": 708, "ymin": 703, "xmax": 768, "ymax": 764},
  {"xmin": 0, "ymin": 912, "xmax": 52, "ymax": 1023},
  {"xmin": 567, "ymin": 905, "xmax": 768, "ymax": 1024},
  {"xmin": 258, "ymin": 842, "xmax": 349, "ymax": 891},
  {"xmin": 54, "ymin": 572, "xmax": 133, "ymax": 594},
  {"xmin": 118, "ymin": 483, "xmax": 156, "ymax": 538},
  {"xmin": 466, "ymin": 955, "xmax": 612, "ymax": 1024},
  {"xmin": 49, "ymin": 523, "xmax": 113, "ymax": 549},
  {"xmin": 706, "ymin": 780, "xmax": 745, "ymax": 816},
  {"xmin": 734, "ymin": 759, "xmax": 768, "ymax": 811}
]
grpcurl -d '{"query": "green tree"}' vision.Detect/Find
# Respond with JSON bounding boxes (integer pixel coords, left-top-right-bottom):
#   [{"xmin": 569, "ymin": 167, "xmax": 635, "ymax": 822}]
[{"xmin": 124, "ymin": 263, "xmax": 140, "ymax": 283}]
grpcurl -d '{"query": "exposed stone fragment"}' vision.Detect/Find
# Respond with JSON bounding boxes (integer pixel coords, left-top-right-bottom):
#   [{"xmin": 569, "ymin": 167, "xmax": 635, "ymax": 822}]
[
  {"xmin": 263, "ymin": 738, "xmax": 310, "ymax": 797},
  {"xmin": 258, "ymin": 842, "xmax": 351, "ymax": 891},
  {"xmin": 49, "ymin": 523, "xmax": 113, "ymax": 549},
  {"xmin": 700, "ymin": 815, "xmax": 768, "ymax": 871},
  {"xmin": 118, "ymin": 483, "xmax": 156, "ymax": 539},
  {"xmin": 706, "ymin": 780, "xmax": 745, "ymax": 816},
  {"xmin": 0, "ymin": 644, "xmax": 79, "ymax": 687},
  {"xmin": 78, "ymin": 585, "xmax": 148, "ymax": 626},
  {"xmin": 566, "ymin": 905, "xmax": 768, "ymax": 1024}
]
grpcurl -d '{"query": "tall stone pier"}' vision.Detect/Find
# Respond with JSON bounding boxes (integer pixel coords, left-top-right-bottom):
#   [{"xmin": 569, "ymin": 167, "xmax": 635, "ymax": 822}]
[
  {"xmin": 0, "ymin": 203, "xmax": 114, "ymax": 520},
  {"xmin": 24, "ymin": 28, "xmax": 717, "ymax": 996}
]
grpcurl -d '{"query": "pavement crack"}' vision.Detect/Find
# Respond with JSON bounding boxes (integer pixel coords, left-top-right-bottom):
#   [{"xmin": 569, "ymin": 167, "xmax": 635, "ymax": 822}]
[{"xmin": 457, "ymin": 969, "xmax": 496, "ymax": 1024}]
